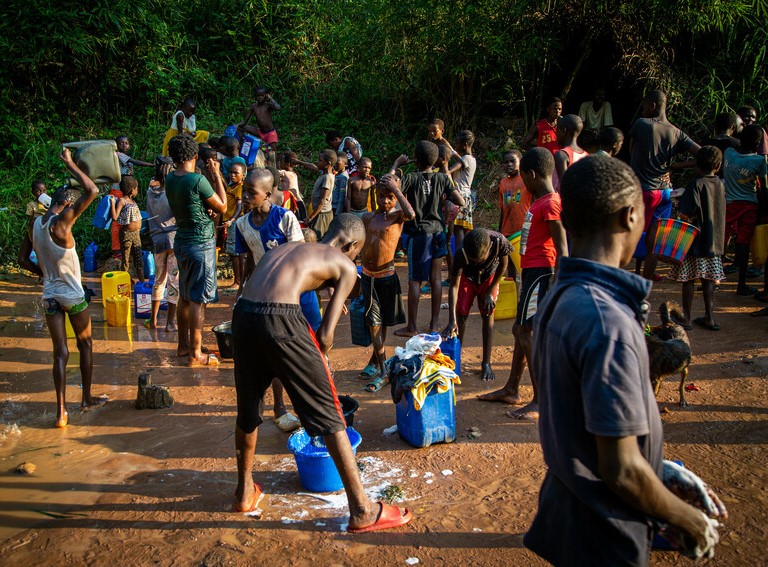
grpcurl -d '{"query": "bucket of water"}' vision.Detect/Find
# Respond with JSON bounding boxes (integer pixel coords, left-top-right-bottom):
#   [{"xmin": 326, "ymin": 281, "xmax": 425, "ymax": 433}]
[
  {"xmin": 652, "ymin": 219, "xmax": 699, "ymax": 265},
  {"xmin": 287, "ymin": 427, "xmax": 361, "ymax": 492}
]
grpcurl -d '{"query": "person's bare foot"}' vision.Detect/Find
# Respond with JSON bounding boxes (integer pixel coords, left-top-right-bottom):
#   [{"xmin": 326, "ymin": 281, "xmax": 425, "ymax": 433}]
[
  {"xmin": 55, "ymin": 411, "xmax": 68, "ymax": 428},
  {"xmin": 165, "ymin": 324, "xmax": 178, "ymax": 332},
  {"xmin": 477, "ymin": 388, "xmax": 521, "ymax": 405},
  {"xmin": 81, "ymin": 395, "xmax": 109, "ymax": 411},
  {"xmin": 145, "ymin": 320, "xmax": 157, "ymax": 329},
  {"xmin": 394, "ymin": 326, "xmax": 419, "ymax": 338},
  {"xmin": 480, "ymin": 363, "xmax": 495, "ymax": 381},
  {"xmin": 507, "ymin": 402, "xmax": 539, "ymax": 421}
]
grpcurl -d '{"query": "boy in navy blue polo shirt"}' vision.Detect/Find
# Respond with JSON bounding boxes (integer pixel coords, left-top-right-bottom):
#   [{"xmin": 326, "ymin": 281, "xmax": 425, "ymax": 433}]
[{"xmin": 525, "ymin": 155, "xmax": 725, "ymax": 565}]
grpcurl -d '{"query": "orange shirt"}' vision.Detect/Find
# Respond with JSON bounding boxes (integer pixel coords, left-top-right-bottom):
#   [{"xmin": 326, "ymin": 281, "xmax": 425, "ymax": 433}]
[{"xmin": 498, "ymin": 175, "xmax": 531, "ymax": 237}]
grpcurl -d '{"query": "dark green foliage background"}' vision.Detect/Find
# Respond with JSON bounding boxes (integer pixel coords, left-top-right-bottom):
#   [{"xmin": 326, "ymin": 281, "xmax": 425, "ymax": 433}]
[{"xmin": 0, "ymin": 0, "xmax": 765, "ymax": 262}]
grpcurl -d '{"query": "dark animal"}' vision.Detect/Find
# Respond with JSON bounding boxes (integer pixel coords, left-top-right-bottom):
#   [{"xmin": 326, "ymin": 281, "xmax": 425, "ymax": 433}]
[{"xmin": 646, "ymin": 302, "xmax": 692, "ymax": 406}]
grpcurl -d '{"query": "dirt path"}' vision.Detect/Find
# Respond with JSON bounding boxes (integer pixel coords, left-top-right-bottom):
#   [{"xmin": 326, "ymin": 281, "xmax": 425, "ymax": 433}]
[{"xmin": 0, "ymin": 261, "xmax": 766, "ymax": 566}]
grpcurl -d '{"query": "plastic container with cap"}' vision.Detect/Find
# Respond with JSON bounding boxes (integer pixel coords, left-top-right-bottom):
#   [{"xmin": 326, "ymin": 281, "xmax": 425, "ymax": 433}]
[
  {"xmin": 105, "ymin": 295, "xmax": 131, "ymax": 327},
  {"xmin": 494, "ymin": 277, "xmax": 518, "ymax": 321},
  {"xmin": 83, "ymin": 242, "xmax": 98, "ymax": 273},
  {"xmin": 62, "ymin": 140, "xmax": 121, "ymax": 186},
  {"xmin": 92, "ymin": 195, "xmax": 113, "ymax": 230}
]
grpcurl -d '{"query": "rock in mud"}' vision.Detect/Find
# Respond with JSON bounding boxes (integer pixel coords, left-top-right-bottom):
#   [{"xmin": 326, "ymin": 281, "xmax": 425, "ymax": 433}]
[
  {"xmin": 135, "ymin": 371, "xmax": 173, "ymax": 410},
  {"xmin": 15, "ymin": 461, "xmax": 36, "ymax": 475}
]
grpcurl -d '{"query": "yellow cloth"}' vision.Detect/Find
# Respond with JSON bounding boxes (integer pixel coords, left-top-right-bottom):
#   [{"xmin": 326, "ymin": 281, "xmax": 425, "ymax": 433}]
[
  {"xmin": 410, "ymin": 357, "xmax": 461, "ymax": 411},
  {"xmin": 162, "ymin": 128, "xmax": 210, "ymax": 156},
  {"xmin": 224, "ymin": 182, "xmax": 243, "ymax": 222}
]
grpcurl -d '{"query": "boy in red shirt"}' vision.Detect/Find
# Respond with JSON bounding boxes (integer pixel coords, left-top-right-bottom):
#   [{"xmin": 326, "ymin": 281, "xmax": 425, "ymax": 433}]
[
  {"xmin": 498, "ymin": 149, "xmax": 530, "ymax": 276},
  {"xmin": 479, "ymin": 148, "xmax": 567, "ymax": 419}
]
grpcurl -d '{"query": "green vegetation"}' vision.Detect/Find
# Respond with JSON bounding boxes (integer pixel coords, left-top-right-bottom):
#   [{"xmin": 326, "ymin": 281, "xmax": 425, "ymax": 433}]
[{"xmin": 0, "ymin": 0, "xmax": 765, "ymax": 261}]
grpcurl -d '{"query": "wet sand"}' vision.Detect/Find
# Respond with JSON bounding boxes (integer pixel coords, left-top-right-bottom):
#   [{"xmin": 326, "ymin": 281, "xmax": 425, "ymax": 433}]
[{"xmin": 0, "ymin": 262, "xmax": 766, "ymax": 566}]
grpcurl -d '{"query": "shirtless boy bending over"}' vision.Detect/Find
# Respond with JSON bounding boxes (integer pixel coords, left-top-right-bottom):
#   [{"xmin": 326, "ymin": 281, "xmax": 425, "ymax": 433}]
[{"xmin": 231, "ymin": 214, "xmax": 412, "ymax": 533}]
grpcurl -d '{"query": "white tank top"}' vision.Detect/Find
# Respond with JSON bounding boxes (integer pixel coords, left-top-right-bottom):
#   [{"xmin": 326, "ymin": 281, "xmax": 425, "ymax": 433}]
[{"xmin": 32, "ymin": 216, "xmax": 83, "ymax": 304}]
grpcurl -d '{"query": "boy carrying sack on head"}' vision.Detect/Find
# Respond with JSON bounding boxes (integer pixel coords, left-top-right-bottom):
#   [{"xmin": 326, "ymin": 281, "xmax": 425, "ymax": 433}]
[{"xmin": 357, "ymin": 177, "xmax": 415, "ymax": 391}]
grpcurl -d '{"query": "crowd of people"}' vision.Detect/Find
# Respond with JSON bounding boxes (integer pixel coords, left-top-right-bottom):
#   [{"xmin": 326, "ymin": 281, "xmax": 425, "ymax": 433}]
[{"xmin": 19, "ymin": 85, "xmax": 766, "ymax": 561}]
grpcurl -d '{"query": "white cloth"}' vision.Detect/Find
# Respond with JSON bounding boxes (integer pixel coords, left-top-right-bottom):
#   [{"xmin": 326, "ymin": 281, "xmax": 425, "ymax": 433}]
[
  {"xmin": 170, "ymin": 110, "xmax": 196, "ymax": 133},
  {"xmin": 578, "ymin": 101, "xmax": 614, "ymax": 130},
  {"xmin": 32, "ymin": 216, "xmax": 83, "ymax": 308}
]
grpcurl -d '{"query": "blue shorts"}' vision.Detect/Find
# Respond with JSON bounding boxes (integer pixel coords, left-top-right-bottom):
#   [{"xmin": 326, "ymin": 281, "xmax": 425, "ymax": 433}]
[
  {"xmin": 407, "ymin": 231, "xmax": 447, "ymax": 282},
  {"xmin": 174, "ymin": 240, "xmax": 217, "ymax": 304},
  {"xmin": 300, "ymin": 291, "xmax": 322, "ymax": 332}
]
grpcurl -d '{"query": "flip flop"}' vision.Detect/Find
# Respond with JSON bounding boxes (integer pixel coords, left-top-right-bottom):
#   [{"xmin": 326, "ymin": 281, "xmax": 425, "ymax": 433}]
[
  {"xmin": 693, "ymin": 317, "xmax": 720, "ymax": 331},
  {"xmin": 364, "ymin": 375, "xmax": 388, "ymax": 393},
  {"xmin": 232, "ymin": 482, "xmax": 264, "ymax": 513},
  {"xmin": 188, "ymin": 353, "xmax": 220, "ymax": 367},
  {"xmin": 359, "ymin": 364, "xmax": 379, "ymax": 380},
  {"xmin": 347, "ymin": 502, "xmax": 412, "ymax": 533}
]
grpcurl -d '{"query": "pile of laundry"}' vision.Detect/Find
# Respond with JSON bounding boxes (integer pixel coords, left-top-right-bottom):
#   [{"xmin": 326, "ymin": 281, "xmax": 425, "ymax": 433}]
[{"xmin": 387, "ymin": 333, "xmax": 461, "ymax": 410}]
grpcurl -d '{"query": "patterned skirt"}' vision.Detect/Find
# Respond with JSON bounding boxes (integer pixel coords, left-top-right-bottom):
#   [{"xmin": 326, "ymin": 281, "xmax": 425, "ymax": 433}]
[{"xmin": 668, "ymin": 255, "xmax": 725, "ymax": 283}]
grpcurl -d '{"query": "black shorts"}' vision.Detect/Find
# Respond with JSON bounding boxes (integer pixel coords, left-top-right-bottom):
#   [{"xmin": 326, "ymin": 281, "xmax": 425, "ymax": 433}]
[
  {"xmin": 361, "ymin": 273, "xmax": 406, "ymax": 328},
  {"xmin": 232, "ymin": 300, "xmax": 346, "ymax": 437},
  {"xmin": 516, "ymin": 267, "xmax": 554, "ymax": 327}
]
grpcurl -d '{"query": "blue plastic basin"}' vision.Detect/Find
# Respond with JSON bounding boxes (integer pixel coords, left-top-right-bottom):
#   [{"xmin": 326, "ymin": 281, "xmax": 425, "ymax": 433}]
[{"xmin": 287, "ymin": 427, "xmax": 361, "ymax": 492}]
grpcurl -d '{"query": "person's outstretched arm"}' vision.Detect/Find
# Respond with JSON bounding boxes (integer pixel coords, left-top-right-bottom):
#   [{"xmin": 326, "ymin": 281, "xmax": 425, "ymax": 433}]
[{"xmin": 59, "ymin": 148, "xmax": 99, "ymax": 225}]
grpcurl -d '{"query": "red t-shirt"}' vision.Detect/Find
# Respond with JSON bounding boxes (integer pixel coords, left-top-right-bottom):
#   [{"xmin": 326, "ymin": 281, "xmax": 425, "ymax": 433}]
[
  {"xmin": 498, "ymin": 175, "xmax": 531, "ymax": 237},
  {"xmin": 520, "ymin": 192, "xmax": 562, "ymax": 269},
  {"xmin": 536, "ymin": 118, "xmax": 560, "ymax": 153}
]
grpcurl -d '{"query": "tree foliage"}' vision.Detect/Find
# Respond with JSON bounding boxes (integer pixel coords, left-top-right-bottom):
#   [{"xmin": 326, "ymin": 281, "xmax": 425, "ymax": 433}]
[{"xmin": 0, "ymin": 0, "xmax": 765, "ymax": 260}]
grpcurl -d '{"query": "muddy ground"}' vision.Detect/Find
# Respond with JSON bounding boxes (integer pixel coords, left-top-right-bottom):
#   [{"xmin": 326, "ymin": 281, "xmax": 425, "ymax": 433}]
[{"xmin": 0, "ymin": 258, "xmax": 766, "ymax": 566}]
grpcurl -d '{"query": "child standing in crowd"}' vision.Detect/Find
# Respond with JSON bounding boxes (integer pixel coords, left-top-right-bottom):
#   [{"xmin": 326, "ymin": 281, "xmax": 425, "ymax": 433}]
[
  {"xmin": 220, "ymin": 136, "xmax": 246, "ymax": 179},
  {"xmin": 669, "ymin": 146, "xmax": 726, "ymax": 330},
  {"xmin": 297, "ymin": 149, "xmax": 336, "ymax": 238},
  {"xmin": 225, "ymin": 162, "xmax": 246, "ymax": 290},
  {"xmin": 450, "ymin": 130, "xmax": 477, "ymax": 252},
  {"xmin": 279, "ymin": 151, "xmax": 307, "ymax": 220},
  {"xmin": 389, "ymin": 141, "xmax": 465, "ymax": 338},
  {"xmin": 331, "ymin": 153, "xmax": 350, "ymax": 216},
  {"xmin": 522, "ymin": 97, "xmax": 563, "ymax": 152},
  {"xmin": 115, "ymin": 135, "xmax": 153, "ymax": 177},
  {"xmin": 26, "ymin": 179, "xmax": 49, "ymax": 237},
  {"xmin": 478, "ymin": 148, "xmax": 567, "ymax": 418},
  {"xmin": 357, "ymin": 178, "xmax": 415, "ymax": 391},
  {"xmin": 498, "ymin": 150, "xmax": 530, "ymax": 275},
  {"xmin": 553, "ymin": 114, "xmax": 588, "ymax": 191},
  {"xmin": 326, "ymin": 131, "xmax": 363, "ymax": 176},
  {"xmin": 346, "ymin": 157, "xmax": 376, "ymax": 216},
  {"xmin": 428, "ymin": 119, "xmax": 451, "ymax": 150},
  {"xmin": 722, "ymin": 124, "xmax": 768, "ymax": 296},
  {"xmin": 162, "ymin": 97, "xmax": 209, "ymax": 155},
  {"xmin": 146, "ymin": 159, "xmax": 179, "ymax": 331},
  {"xmin": 443, "ymin": 228, "xmax": 512, "ymax": 382},
  {"xmin": 110, "ymin": 176, "xmax": 145, "ymax": 283},
  {"xmin": 234, "ymin": 168, "xmax": 305, "ymax": 432},
  {"xmin": 237, "ymin": 86, "xmax": 281, "ymax": 158}
]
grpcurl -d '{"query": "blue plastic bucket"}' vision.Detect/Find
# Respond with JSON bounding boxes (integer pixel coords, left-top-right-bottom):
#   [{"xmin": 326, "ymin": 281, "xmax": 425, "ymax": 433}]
[{"xmin": 287, "ymin": 427, "xmax": 361, "ymax": 492}]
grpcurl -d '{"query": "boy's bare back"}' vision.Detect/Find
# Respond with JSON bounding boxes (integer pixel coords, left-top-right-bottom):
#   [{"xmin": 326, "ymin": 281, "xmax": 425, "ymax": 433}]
[{"xmin": 240, "ymin": 242, "xmax": 356, "ymax": 304}]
